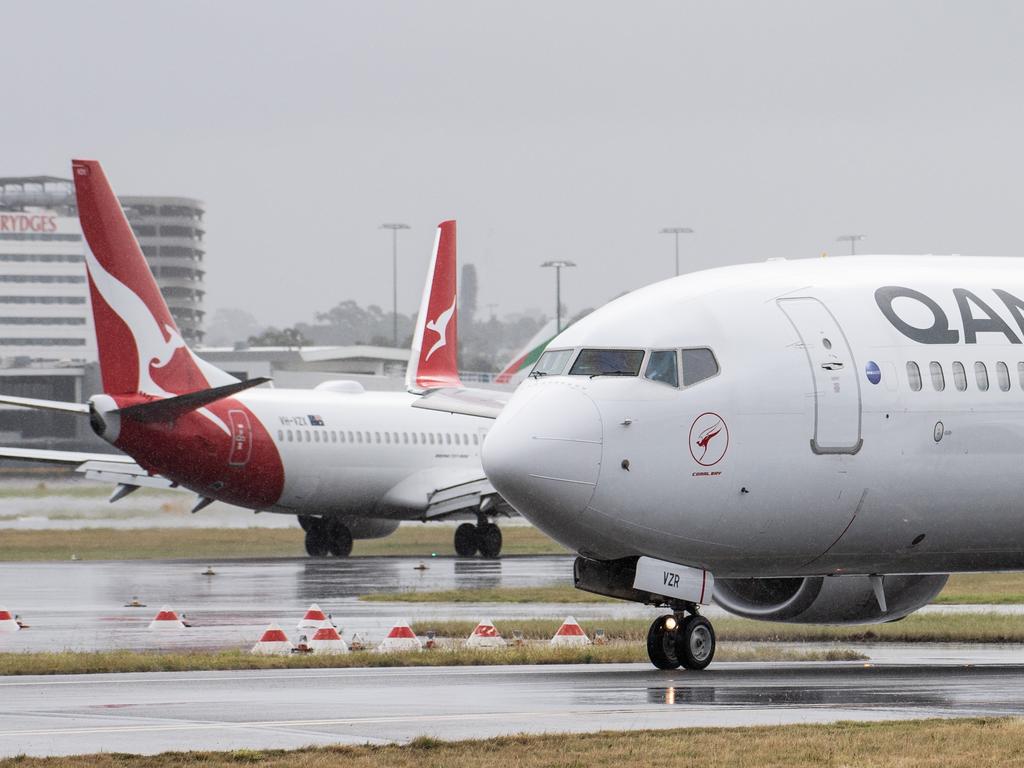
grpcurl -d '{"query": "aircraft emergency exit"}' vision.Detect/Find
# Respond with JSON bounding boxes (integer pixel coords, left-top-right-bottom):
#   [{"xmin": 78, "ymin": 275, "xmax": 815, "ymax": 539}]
[
  {"xmin": 416, "ymin": 255, "xmax": 1024, "ymax": 669},
  {"xmin": 0, "ymin": 160, "xmax": 511, "ymax": 558}
]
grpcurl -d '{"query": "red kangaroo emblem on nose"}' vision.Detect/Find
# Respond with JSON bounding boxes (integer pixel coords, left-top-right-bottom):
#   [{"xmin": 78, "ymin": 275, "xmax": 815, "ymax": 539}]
[{"xmin": 695, "ymin": 422, "xmax": 723, "ymax": 462}]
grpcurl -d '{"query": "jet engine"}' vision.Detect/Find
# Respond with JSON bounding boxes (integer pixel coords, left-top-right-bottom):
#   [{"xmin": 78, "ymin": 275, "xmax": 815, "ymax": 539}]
[
  {"xmin": 341, "ymin": 516, "xmax": 401, "ymax": 540},
  {"xmin": 712, "ymin": 574, "xmax": 948, "ymax": 624}
]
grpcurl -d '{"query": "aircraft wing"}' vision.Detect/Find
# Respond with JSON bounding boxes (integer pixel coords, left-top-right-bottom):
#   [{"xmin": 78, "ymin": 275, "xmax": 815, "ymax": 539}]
[
  {"xmin": 411, "ymin": 387, "xmax": 510, "ymax": 420},
  {"xmin": 0, "ymin": 395, "xmax": 89, "ymax": 414},
  {"xmin": 376, "ymin": 467, "xmax": 506, "ymax": 519},
  {"xmin": 0, "ymin": 447, "xmax": 176, "ymax": 490}
]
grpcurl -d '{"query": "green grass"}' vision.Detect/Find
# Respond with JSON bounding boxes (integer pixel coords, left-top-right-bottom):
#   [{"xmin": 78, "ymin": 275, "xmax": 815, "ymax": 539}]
[
  {"xmin": 0, "ymin": 525, "xmax": 567, "ymax": 561},
  {"xmin": 934, "ymin": 572, "xmax": 1024, "ymax": 604},
  {"xmin": 412, "ymin": 611, "xmax": 1024, "ymax": 645},
  {"xmin": 2, "ymin": 719, "xmax": 1022, "ymax": 767},
  {"xmin": 0, "ymin": 644, "xmax": 864, "ymax": 676}
]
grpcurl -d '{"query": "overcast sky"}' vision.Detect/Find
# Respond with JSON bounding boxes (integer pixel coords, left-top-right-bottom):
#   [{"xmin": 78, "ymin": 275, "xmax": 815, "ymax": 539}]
[{"xmin": 3, "ymin": 2, "xmax": 1023, "ymax": 329}]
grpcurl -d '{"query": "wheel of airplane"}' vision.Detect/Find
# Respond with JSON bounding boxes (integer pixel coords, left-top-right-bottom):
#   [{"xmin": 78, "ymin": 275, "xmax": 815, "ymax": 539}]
[
  {"xmin": 304, "ymin": 521, "xmax": 330, "ymax": 558},
  {"xmin": 297, "ymin": 515, "xmax": 315, "ymax": 533},
  {"xmin": 676, "ymin": 615, "xmax": 715, "ymax": 670},
  {"xmin": 478, "ymin": 523, "xmax": 502, "ymax": 559},
  {"xmin": 646, "ymin": 615, "xmax": 681, "ymax": 670},
  {"xmin": 327, "ymin": 520, "xmax": 353, "ymax": 558},
  {"xmin": 454, "ymin": 523, "xmax": 478, "ymax": 557}
]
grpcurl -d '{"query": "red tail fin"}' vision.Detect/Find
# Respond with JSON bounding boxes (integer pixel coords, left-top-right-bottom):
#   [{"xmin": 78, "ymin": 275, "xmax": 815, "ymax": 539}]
[
  {"xmin": 407, "ymin": 220, "xmax": 461, "ymax": 390},
  {"xmin": 72, "ymin": 159, "xmax": 232, "ymax": 396}
]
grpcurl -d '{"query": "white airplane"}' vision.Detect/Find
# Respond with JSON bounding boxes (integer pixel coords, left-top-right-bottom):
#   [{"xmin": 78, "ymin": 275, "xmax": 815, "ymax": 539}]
[
  {"xmin": 416, "ymin": 255, "xmax": 1024, "ymax": 668},
  {"xmin": 0, "ymin": 159, "xmax": 512, "ymax": 558}
]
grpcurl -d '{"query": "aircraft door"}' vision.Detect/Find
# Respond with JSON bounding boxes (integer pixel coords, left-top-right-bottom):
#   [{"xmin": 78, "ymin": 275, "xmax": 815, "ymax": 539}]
[{"xmin": 777, "ymin": 297, "xmax": 862, "ymax": 454}]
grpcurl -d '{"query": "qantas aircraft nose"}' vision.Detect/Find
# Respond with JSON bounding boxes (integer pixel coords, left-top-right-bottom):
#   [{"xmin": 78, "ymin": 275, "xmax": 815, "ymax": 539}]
[{"xmin": 483, "ymin": 382, "xmax": 603, "ymax": 543}]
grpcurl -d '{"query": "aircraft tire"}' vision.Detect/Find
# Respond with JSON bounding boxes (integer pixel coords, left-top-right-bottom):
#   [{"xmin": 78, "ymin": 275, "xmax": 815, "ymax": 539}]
[
  {"xmin": 454, "ymin": 523, "xmax": 478, "ymax": 557},
  {"xmin": 676, "ymin": 615, "xmax": 715, "ymax": 670},
  {"xmin": 478, "ymin": 523, "xmax": 502, "ymax": 559},
  {"xmin": 298, "ymin": 515, "xmax": 315, "ymax": 532},
  {"xmin": 646, "ymin": 615, "xmax": 681, "ymax": 670},
  {"xmin": 304, "ymin": 522, "xmax": 330, "ymax": 557},
  {"xmin": 327, "ymin": 520, "xmax": 353, "ymax": 558}
]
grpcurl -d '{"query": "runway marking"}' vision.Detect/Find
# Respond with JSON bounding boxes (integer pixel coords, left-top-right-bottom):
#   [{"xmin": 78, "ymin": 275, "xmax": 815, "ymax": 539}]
[{"xmin": 0, "ymin": 707, "xmax": 655, "ymax": 738}]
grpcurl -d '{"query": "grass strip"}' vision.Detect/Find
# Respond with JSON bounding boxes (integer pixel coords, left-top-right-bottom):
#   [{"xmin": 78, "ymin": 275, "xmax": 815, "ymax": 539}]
[
  {"xmin": 2, "ymin": 718, "xmax": 1021, "ymax": 767},
  {"xmin": 0, "ymin": 644, "xmax": 863, "ymax": 676},
  {"xmin": 0, "ymin": 525, "xmax": 567, "ymax": 561},
  {"xmin": 411, "ymin": 611, "xmax": 1024, "ymax": 644}
]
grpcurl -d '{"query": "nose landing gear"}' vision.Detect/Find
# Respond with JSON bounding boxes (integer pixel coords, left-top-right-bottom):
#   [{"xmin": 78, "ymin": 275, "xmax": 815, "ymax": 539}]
[{"xmin": 646, "ymin": 608, "xmax": 716, "ymax": 670}]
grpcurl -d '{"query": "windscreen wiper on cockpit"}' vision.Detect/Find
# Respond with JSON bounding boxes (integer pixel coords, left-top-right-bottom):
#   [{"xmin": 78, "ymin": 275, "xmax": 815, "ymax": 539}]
[{"xmin": 589, "ymin": 370, "xmax": 635, "ymax": 378}]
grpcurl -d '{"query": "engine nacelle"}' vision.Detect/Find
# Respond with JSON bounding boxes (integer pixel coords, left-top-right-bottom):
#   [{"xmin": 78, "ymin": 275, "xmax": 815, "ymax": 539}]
[
  {"xmin": 713, "ymin": 574, "xmax": 949, "ymax": 624},
  {"xmin": 340, "ymin": 516, "xmax": 400, "ymax": 540}
]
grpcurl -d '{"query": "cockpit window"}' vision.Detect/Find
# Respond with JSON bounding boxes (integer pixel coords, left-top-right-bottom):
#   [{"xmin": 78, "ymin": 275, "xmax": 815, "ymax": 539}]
[
  {"xmin": 681, "ymin": 348, "xmax": 719, "ymax": 386},
  {"xmin": 645, "ymin": 350, "xmax": 679, "ymax": 387},
  {"xmin": 569, "ymin": 348, "xmax": 645, "ymax": 377},
  {"xmin": 531, "ymin": 349, "xmax": 574, "ymax": 377}
]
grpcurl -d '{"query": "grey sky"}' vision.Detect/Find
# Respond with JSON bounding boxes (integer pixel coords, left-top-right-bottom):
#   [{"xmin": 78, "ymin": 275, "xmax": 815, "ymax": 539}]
[{"xmin": 3, "ymin": 2, "xmax": 1023, "ymax": 329}]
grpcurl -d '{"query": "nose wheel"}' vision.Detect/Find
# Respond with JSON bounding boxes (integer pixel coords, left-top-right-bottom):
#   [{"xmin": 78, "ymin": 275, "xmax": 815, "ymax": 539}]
[{"xmin": 646, "ymin": 612, "xmax": 716, "ymax": 670}]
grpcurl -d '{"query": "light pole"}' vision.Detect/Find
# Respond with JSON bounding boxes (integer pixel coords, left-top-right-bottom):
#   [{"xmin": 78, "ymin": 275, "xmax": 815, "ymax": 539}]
[
  {"xmin": 380, "ymin": 223, "xmax": 410, "ymax": 346},
  {"xmin": 541, "ymin": 260, "xmax": 576, "ymax": 333},
  {"xmin": 659, "ymin": 227, "xmax": 694, "ymax": 276},
  {"xmin": 837, "ymin": 234, "xmax": 865, "ymax": 255}
]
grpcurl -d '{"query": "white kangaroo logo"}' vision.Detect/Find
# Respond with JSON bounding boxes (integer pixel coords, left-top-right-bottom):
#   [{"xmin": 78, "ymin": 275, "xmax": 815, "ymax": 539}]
[
  {"xmin": 84, "ymin": 248, "xmax": 231, "ymax": 435},
  {"xmin": 424, "ymin": 297, "xmax": 456, "ymax": 361}
]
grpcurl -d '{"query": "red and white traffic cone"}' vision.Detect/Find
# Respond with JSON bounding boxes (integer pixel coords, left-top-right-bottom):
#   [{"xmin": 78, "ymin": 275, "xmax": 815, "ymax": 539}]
[
  {"xmin": 376, "ymin": 619, "xmax": 421, "ymax": 652},
  {"xmin": 0, "ymin": 607, "xmax": 20, "ymax": 633},
  {"xmin": 466, "ymin": 618, "xmax": 506, "ymax": 649},
  {"xmin": 550, "ymin": 615, "xmax": 591, "ymax": 646},
  {"xmin": 296, "ymin": 603, "xmax": 329, "ymax": 629},
  {"xmin": 251, "ymin": 624, "xmax": 294, "ymax": 655},
  {"xmin": 147, "ymin": 605, "xmax": 186, "ymax": 630},
  {"xmin": 309, "ymin": 621, "xmax": 349, "ymax": 654}
]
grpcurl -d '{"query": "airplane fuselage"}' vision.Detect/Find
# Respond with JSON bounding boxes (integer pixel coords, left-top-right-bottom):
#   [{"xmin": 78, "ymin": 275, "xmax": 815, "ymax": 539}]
[
  {"xmin": 483, "ymin": 256, "xmax": 1024, "ymax": 577},
  {"xmin": 93, "ymin": 387, "xmax": 489, "ymax": 519}
]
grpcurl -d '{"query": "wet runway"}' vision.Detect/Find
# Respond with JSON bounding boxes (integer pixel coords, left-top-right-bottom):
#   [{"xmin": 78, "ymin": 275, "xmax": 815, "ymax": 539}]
[
  {"xmin": 0, "ymin": 556, "xmax": 644, "ymax": 652},
  {"xmin": 2, "ymin": 654, "xmax": 1024, "ymax": 757},
  {"xmin": 1, "ymin": 557, "xmax": 1022, "ymax": 652}
]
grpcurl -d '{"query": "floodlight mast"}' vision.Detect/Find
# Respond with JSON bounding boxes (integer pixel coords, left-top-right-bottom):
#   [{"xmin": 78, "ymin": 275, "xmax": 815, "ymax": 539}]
[
  {"xmin": 837, "ymin": 234, "xmax": 865, "ymax": 256},
  {"xmin": 380, "ymin": 223, "xmax": 411, "ymax": 346},
  {"xmin": 659, "ymin": 227, "xmax": 694, "ymax": 276},
  {"xmin": 540, "ymin": 260, "xmax": 576, "ymax": 333}
]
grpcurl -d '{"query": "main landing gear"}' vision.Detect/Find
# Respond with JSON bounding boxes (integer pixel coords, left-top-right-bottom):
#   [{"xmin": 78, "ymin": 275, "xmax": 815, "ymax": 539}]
[
  {"xmin": 300, "ymin": 516, "xmax": 353, "ymax": 558},
  {"xmin": 453, "ymin": 519, "xmax": 503, "ymax": 558},
  {"xmin": 646, "ymin": 608, "xmax": 716, "ymax": 670}
]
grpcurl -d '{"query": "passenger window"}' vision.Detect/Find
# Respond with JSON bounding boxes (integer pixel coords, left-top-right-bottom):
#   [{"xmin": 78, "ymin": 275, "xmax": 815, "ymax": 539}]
[
  {"xmin": 393, "ymin": 432, "xmax": 399, "ymax": 443},
  {"xmin": 1019, "ymin": 362, "xmax": 1024, "ymax": 391},
  {"xmin": 357, "ymin": 432, "xmax": 363, "ymax": 443},
  {"xmin": 569, "ymin": 348, "xmax": 645, "ymax": 376},
  {"xmin": 429, "ymin": 434, "xmax": 435, "ymax": 445},
  {"xmin": 348, "ymin": 431, "xmax": 354, "ymax": 442},
  {"xmin": 314, "ymin": 431, "xmax": 320, "ymax": 443},
  {"xmin": 681, "ymin": 348, "xmax": 719, "ymax": 387},
  {"xmin": 277, "ymin": 430, "xmax": 284, "ymax": 442},
  {"xmin": 412, "ymin": 433, "xmax": 418, "ymax": 444},
  {"xmin": 420, "ymin": 432, "xmax": 426, "ymax": 443},
  {"xmin": 929, "ymin": 362, "xmax": 944, "ymax": 392},
  {"xmin": 365, "ymin": 431, "xmax": 371, "ymax": 443},
  {"xmin": 952, "ymin": 361, "xmax": 967, "ymax": 391},
  {"xmin": 645, "ymin": 350, "xmax": 679, "ymax": 387},
  {"xmin": 532, "ymin": 349, "xmax": 574, "ymax": 376},
  {"xmin": 473, "ymin": 434, "xmax": 479, "ymax": 445},
  {"xmin": 446, "ymin": 434, "xmax": 451, "ymax": 444},
  {"xmin": 340, "ymin": 432, "xmax": 346, "ymax": 443},
  {"xmin": 403, "ymin": 433, "xmax": 409, "ymax": 444},
  {"xmin": 286, "ymin": 430, "xmax": 293, "ymax": 442},
  {"xmin": 906, "ymin": 361, "xmax": 922, "ymax": 392},
  {"xmin": 385, "ymin": 433, "xmax": 391, "ymax": 444},
  {"xmin": 997, "ymin": 361, "xmax": 1010, "ymax": 391},
  {"xmin": 975, "ymin": 362, "xmax": 989, "ymax": 392}
]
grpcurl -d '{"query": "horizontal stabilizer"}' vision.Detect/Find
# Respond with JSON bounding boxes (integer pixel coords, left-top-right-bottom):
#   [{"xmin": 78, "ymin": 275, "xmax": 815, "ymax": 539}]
[
  {"xmin": 0, "ymin": 446, "xmax": 135, "ymax": 464},
  {"xmin": 115, "ymin": 377, "xmax": 271, "ymax": 423},
  {"xmin": 0, "ymin": 395, "xmax": 89, "ymax": 415},
  {"xmin": 411, "ymin": 387, "xmax": 510, "ymax": 420}
]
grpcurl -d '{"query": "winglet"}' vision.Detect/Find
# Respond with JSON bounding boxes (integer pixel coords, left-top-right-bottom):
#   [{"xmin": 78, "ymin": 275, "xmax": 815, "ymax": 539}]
[{"xmin": 406, "ymin": 220, "xmax": 461, "ymax": 391}]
